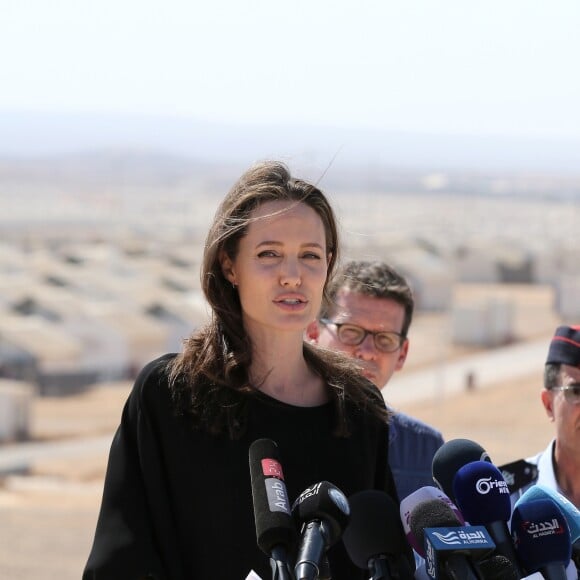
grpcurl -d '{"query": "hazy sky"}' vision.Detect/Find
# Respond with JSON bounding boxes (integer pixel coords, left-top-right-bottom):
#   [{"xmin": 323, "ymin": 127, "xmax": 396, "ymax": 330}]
[{"xmin": 2, "ymin": 0, "xmax": 580, "ymax": 139}]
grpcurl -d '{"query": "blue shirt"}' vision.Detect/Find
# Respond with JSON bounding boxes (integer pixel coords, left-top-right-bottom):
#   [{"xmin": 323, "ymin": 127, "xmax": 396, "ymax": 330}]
[{"xmin": 388, "ymin": 410, "xmax": 444, "ymax": 501}]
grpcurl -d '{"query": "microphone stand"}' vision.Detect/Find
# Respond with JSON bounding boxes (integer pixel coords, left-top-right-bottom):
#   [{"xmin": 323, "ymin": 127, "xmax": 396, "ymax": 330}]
[
  {"xmin": 270, "ymin": 546, "xmax": 295, "ymax": 580},
  {"xmin": 368, "ymin": 555, "xmax": 416, "ymax": 580},
  {"xmin": 368, "ymin": 555, "xmax": 392, "ymax": 580}
]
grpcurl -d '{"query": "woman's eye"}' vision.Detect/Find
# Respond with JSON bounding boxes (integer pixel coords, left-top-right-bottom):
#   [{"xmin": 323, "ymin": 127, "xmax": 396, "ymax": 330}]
[
  {"xmin": 257, "ymin": 250, "xmax": 278, "ymax": 258},
  {"xmin": 302, "ymin": 252, "xmax": 321, "ymax": 260}
]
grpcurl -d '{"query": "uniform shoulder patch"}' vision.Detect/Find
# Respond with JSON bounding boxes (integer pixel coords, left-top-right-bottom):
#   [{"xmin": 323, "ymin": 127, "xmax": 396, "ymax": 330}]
[{"xmin": 497, "ymin": 459, "xmax": 538, "ymax": 493}]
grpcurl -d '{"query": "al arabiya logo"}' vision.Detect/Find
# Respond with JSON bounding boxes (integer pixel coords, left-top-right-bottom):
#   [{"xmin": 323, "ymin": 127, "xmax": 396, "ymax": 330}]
[{"xmin": 476, "ymin": 476, "xmax": 509, "ymax": 494}]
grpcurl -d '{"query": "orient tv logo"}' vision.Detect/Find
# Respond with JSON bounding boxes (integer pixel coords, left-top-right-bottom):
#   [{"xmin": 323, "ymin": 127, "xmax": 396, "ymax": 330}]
[{"xmin": 476, "ymin": 476, "xmax": 509, "ymax": 495}]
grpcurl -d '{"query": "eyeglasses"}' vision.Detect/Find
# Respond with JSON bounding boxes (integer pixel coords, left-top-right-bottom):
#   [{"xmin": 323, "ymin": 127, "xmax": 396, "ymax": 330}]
[
  {"xmin": 551, "ymin": 384, "xmax": 580, "ymax": 405},
  {"xmin": 319, "ymin": 318, "xmax": 405, "ymax": 353}
]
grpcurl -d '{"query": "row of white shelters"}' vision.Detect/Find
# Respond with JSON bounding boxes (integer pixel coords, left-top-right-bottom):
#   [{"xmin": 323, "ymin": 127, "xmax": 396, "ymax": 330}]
[
  {"xmin": 0, "ymin": 239, "xmax": 210, "ymax": 394},
  {"xmin": 452, "ymin": 298, "xmax": 515, "ymax": 347},
  {"xmin": 0, "ymin": 379, "xmax": 35, "ymax": 442},
  {"xmin": 555, "ymin": 274, "xmax": 580, "ymax": 320},
  {"xmin": 345, "ymin": 235, "xmax": 454, "ymax": 312}
]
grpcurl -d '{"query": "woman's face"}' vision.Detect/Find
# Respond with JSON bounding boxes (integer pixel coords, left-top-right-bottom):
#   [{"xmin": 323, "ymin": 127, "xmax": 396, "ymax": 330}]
[{"xmin": 221, "ymin": 200, "xmax": 330, "ymax": 337}]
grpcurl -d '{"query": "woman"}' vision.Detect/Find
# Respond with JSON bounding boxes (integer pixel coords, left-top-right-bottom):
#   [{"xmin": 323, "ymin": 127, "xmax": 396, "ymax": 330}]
[{"xmin": 83, "ymin": 161, "xmax": 411, "ymax": 579}]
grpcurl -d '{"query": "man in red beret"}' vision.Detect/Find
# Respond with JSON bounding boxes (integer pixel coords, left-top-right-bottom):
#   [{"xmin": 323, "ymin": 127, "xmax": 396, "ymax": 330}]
[
  {"xmin": 502, "ymin": 325, "xmax": 580, "ymax": 576},
  {"xmin": 507, "ymin": 325, "xmax": 580, "ymax": 509}
]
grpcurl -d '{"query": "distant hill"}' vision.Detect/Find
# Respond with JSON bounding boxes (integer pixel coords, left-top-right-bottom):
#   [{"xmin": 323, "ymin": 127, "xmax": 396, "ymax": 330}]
[{"xmin": 1, "ymin": 111, "xmax": 580, "ymax": 177}]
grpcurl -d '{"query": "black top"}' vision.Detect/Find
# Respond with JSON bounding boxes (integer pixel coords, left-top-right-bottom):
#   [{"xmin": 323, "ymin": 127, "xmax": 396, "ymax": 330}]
[{"xmin": 84, "ymin": 353, "xmax": 410, "ymax": 579}]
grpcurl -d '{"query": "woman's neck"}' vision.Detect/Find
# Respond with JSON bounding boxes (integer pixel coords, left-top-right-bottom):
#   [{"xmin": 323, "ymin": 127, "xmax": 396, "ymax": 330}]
[{"xmin": 248, "ymin": 332, "xmax": 328, "ymax": 407}]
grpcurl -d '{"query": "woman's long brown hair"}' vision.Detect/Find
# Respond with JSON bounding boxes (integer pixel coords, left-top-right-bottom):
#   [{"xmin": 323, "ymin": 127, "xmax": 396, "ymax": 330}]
[{"xmin": 167, "ymin": 160, "xmax": 388, "ymax": 437}]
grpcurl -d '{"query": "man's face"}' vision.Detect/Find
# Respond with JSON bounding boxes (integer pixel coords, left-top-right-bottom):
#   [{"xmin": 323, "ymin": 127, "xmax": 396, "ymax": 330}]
[
  {"xmin": 542, "ymin": 364, "xmax": 580, "ymax": 455},
  {"xmin": 314, "ymin": 288, "xmax": 409, "ymax": 388}
]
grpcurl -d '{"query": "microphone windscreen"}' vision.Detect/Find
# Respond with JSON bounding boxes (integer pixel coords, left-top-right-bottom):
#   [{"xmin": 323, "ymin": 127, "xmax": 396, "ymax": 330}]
[
  {"xmin": 291, "ymin": 481, "xmax": 350, "ymax": 547},
  {"xmin": 342, "ymin": 490, "xmax": 407, "ymax": 569},
  {"xmin": 408, "ymin": 499, "xmax": 462, "ymax": 557},
  {"xmin": 432, "ymin": 438, "xmax": 492, "ymax": 502},
  {"xmin": 249, "ymin": 438, "xmax": 297, "ymax": 555},
  {"xmin": 517, "ymin": 484, "xmax": 580, "ymax": 544},
  {"xmin": 452, "ymin": 461, "xmax": 511, "ymax": 524},
  {"xmin": 477, "ymin": 554, "xmax": 519, "ymax": 580},
  {"xmin": 511, "ymin": 497, "xmax": 572, "ymax": 570},
  {"xmin": 399, "ymin": 485, "xmax": 465, "ymax": 554}
]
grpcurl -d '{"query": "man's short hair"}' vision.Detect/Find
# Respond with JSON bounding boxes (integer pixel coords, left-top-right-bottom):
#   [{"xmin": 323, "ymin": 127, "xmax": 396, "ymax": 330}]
[
  {"xmin": 544, "ymin": 363, "xmax": 561, "ymax": 391},
  {"xmin": 323, "ymin": 260, "xmax": 414, "ymax": 337}
]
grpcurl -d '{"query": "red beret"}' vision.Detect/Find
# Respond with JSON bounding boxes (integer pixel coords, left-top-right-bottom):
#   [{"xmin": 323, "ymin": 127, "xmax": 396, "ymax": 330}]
[{"xmin": 546, "ymin": 325, "xmax": 580, "ymax": 367}]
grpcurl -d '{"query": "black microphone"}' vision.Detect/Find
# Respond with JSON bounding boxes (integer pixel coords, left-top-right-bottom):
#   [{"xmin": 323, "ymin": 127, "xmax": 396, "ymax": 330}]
[
  {"xmin": 342, "ymin": 490, "xmax": 414, "ymax": 580},
  {"xmin": 408, "ymin": 498, "xmax": 495, "ymax": 579},
  {"xmin": 249, "ymin": 438, "xmax": 297, "ymax": 580},
  {"xmin": 476, "ymin": 554, "xmax": 520, "ymax": 580},
  {"xmin": 452, "ymin": 460, "xmax": 524, "ymax": 577},
  {"xmin": 431, "ymin": 438, "xmax": 492, "ymax": 504},
  {"xmin": 291, "ymin": 481, "xmax": 350, "ymax": 580}
]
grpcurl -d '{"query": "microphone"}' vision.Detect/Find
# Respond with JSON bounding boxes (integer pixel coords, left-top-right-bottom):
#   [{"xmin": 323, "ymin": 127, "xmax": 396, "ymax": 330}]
[
  {"xmin": 407, "ymin": 497, "xmax": 495, "ymax": 579},
  {"xmin": 249, "ymin": 438, "xmax": 297, "ymax": 580},
  {"xmin": 431, "ymin": 438, "xmax": 492, "ymax": 503},
  {"xmin": 399, "ymin": 486, "xmax": 465, "ymax": 555},
  {"xmin": 452, "ymin": 460, "xmax": 523, "ymax": 576},
  {"xmin": 342, "ymin": 490, "xmax": 414, "ymax": 580},
  {"xmin": 291, "ymin": 481, "xmax": 350, "ymax": 580},
  {"xmin": 516, "ymin": 483, "xmax": 580, "ymax": 570},
  {"xmin": 511, "ymin": 497, "xmax": 572, "ymax": 580},
  {"xmin": 476, "ymin": 554, "xmax": 519, "ymax": 580},
  {"xmin": 414, "ymin": 559, "xmax": 521, "ymax": 580}
]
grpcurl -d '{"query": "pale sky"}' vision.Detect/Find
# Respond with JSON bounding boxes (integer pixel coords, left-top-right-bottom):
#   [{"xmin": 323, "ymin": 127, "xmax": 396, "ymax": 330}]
[{"xmin": 2, "ymin": 0, "xmax": 580, "ymax": 139}]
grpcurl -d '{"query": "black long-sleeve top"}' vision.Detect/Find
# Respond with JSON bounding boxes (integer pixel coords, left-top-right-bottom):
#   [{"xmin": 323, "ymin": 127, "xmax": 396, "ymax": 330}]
[{"xmin": 83, "ymin": 353, "xmax": 410, "ymax": 579}]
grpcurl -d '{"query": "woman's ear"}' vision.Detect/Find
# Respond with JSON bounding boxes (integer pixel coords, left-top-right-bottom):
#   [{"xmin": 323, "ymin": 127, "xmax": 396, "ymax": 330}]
[{"xmin": 219, "ymin": 251, "xmax": 236, "ymax": 285}]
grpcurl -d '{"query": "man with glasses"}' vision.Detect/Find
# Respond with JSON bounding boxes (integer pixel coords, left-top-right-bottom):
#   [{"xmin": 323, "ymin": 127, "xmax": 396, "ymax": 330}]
[
  {"xmin": 306, "ymin": 260, "xmax": 444, "ymax": 500},
  {"xmin": 509, "ymin": 325, "xmax": 580, "ymax": 510}
]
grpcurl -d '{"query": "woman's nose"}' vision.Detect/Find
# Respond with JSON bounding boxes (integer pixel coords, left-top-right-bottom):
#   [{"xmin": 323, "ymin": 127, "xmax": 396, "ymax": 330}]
[{"xmin": 279, "ymin": 258, "xmax": 301, "ymax": 287}]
